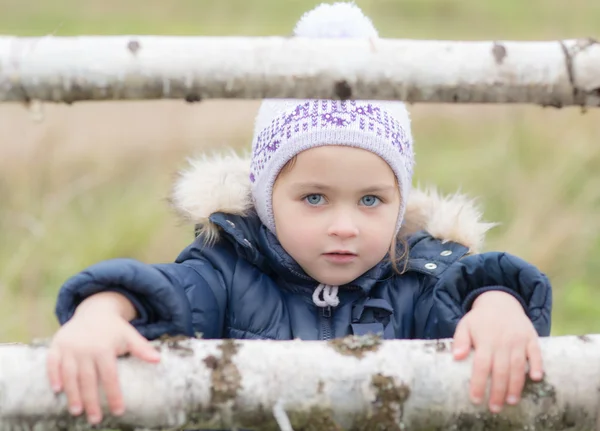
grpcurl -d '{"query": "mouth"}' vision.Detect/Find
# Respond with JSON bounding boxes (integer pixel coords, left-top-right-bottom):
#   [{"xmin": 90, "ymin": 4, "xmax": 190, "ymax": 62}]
[{"xmin": 322, "ymin": 251, "xmax": 358, "ymax": 263}]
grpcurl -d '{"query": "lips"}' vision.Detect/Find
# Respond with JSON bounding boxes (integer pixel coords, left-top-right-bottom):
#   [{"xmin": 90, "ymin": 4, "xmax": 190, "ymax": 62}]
[
  {"xmin": 323, "ymin": 251, "xmax": 358, "ymax": 264},
  {"xmin": 324, "ymin": 251, "xmax": 357, "ymax": 256}
]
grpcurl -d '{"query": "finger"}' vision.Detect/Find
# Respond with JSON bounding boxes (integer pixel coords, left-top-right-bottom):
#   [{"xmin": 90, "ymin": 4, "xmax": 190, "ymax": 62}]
[
  {"xmin": 61, "ymin": 355, "xmax": 83, "ymax": 417},
  {"xmin": 97, "ymin": 353, "xmax": 125, "ymax": 416},
  {"xmin": 527, "ymin": 338, "xmax": 544, "ymax": 380},
  {"xmin": 46, "ymin": 347, "xmax": 63, "ymax": 393},
  {"xmin": 452, "ymin": 319, "xmax": 473, "ymax": 360},
  {"xmin": 78, "ymin": 359, "xmax": 102, "ymax": 424},
  {"xmin": 127, "ymin": 330, "xmax": 161, "ymax": 363},
  {"xmin": 506, "ymin": 348, "xmax": 527, "ymax": 405},
  {"xmin": 470, "ymin": 347, "xmax": 492, "ymax": 405},
  {"xmin": 488, "ymin": 350, "xmax": 510, "ymax": 413}
]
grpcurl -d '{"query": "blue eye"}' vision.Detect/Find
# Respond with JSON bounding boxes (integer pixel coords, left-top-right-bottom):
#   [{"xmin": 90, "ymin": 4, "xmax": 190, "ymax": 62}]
[
  {"xmin": 361, "ymin": 195, "xmax": 380, "ymax": 207},
  {"xmin": 305, "ymin": 194, "xmax": 325, "ymax": 206}
]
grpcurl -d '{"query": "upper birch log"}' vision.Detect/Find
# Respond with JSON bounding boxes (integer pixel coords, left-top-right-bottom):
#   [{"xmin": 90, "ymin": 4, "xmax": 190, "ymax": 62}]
[
  {"xmin": 0, "ymin": 36, "xmax": 599, "ymax": 106},
  {"xmin": 1, "ymin": 334, "xmax": 600, "ymax": 430}
]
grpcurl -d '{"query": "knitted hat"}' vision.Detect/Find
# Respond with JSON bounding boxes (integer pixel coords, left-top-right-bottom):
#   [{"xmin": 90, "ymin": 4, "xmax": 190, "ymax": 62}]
[{"xmin": 250, "ymin": 2, "xmax": 415, "ymax": 235}]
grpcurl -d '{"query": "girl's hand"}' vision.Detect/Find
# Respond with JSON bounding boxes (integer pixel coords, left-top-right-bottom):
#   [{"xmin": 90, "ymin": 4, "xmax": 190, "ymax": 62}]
[
  {"xmin": 46, "ymin": 292, "xmax": 161, "ymax": 424},
  {"xmin": 452, "ymin": 290, "xmax": 543, "ymax": 413}
]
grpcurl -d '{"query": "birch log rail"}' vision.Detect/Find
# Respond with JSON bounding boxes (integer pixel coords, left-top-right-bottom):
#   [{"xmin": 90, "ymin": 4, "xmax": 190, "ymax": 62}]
[
  {"xmin": 0, "ymin": 36, "xmax": 599, "ymax": 106},
  {"xmin": 1, "ymin": 335, "xmax": 600, "ymax": 430}
]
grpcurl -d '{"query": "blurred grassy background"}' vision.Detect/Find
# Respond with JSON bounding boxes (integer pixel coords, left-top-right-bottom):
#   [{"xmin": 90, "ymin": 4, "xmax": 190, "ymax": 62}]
[{"xmin": 1, "ymin": 0, "xmax": 599, "ymax": 342}]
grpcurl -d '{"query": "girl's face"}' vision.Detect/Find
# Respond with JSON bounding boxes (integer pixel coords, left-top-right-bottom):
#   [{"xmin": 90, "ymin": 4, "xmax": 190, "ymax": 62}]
[{"xmin": 272, "ymin": 146, "xmax": 400, "ymax": 286}]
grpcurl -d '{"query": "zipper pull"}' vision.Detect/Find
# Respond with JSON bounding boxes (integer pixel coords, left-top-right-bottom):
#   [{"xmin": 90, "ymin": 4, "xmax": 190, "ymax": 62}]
[{"xmin": 323, "ymin": 306, "xmax": 332, "ymax": 318}]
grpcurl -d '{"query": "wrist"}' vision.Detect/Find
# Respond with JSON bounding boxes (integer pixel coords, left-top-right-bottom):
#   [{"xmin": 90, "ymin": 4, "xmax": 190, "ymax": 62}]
[
  {"xmin": 472, "ymin": 290, "xmax": 522, "ymax": 310},
  {"xmin": 74, "ymin": 291, "xmax": 137, "ymax": 321}
]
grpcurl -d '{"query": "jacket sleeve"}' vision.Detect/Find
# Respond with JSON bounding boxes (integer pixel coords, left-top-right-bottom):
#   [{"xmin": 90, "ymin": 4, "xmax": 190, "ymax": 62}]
[
  {"xmin": 55, "ymin": 244, "xmax": 229, "ymax": 340},
  {"xmin": 430, "ymin": 251, "xmax": 552, "ymax": 338}
]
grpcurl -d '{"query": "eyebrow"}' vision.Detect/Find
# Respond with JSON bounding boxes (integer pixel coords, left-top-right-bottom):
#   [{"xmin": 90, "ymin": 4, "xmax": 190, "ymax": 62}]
[{"xmin": 291, "ymin": 182, "xmax": 396, "ymax": 194}]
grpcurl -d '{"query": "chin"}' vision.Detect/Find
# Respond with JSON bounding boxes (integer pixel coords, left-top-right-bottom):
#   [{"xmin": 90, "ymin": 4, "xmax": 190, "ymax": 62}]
[{"xmin": 315, "ymin": 274, "xmax": 358, "ymax": 287}]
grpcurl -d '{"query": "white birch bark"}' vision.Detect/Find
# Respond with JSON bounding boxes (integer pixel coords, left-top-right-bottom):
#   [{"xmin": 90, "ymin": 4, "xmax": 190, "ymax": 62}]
[
  {"xmin": 0, "ymin": 36, "xmax": 598, "ymax": 106},
  {"xmin": 0, "ymin": 335, "xmax": 599, "ymax": 430}
]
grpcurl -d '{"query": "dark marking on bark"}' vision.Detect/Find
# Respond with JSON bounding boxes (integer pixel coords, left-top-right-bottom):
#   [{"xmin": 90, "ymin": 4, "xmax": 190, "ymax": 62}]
[
  {"xmin": 578, "ymin": 334, "xmax": 593, "ymax": 343},
  {"xmin": 424, "ymin": 339, "xmax": 449, "ymax": 353},
  {"xmin": 435, "ymin": 404, "xmax": 592, "ymax": 430},
  {"xmin": 334, "ymin": 80, "xmax": 352, "ymax": 100},
  {"xmin": 534, "ymin": 404, "xmax": 592, "ymax": 430},
  {"xmin": 579, "ymin": 87, "xmax": 600, "ymax": 112},
  {"xmin": 8, "ymin": 411, "xmax": 154, "ymax": 431},
  {"xmin": 204, "ymin": 354, "xmax": 219, "ymax": 369},
  {"xmin": 453, "ymin": 412, "xmax": 515, "ymax": 430},
  {"xmin": 288, "ymin": 407, "xmax": 343, "ymax": 431},
  {"xmin": 185, "ymin": 93, "xmax": 202, "ymax": 103},
  {"xmin": 226, "ymin": 405, "xmax": 342, "ymax": 431},
  {"xmin": 352, "ymin": 374, "xmax": 410, "ymax": 430},
  {"xmin": 492, "ymin": 42, "xmax": 507, "ymax": 65},
  {"xmin": 560, "ymin": 40, "xmax": 577, "ymax": 105},
  {"xmin": 329, "ymin": 334, "xmax": 381, "ymax": 358},
  {"xmin": 522, "ymin": 375, "xmax": 556, "ymax": 404},
  {"xmin": 542, "ymin": 99, "xmax": 564, "ymax": 109},
  {"xmin": 127, "ymin": 40, "xmax": 141, "ymax": 55},
  {"xmin": 18, "ymin": 81, "xmax": 31, "ymax": 106},
  {"xmin": 559, "ymin": 37, "xmax": 599, "ymax": 108},
  {"xmin": 208, "ymin": 339, "xmax": 242, "ymax": 405},
  {"xmin": 156, "ymin": 334, "xmax": 194, "ymax": 356}
]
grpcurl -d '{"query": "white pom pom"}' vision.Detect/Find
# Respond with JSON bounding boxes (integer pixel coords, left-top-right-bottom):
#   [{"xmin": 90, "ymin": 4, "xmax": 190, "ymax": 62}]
[{"xmin": 293, "ymin": 2, "xmax": 378, "ymax": 38}]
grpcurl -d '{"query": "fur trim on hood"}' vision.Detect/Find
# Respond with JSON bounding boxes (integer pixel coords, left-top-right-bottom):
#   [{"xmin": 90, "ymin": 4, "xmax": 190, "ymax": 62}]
[{"xmin": 170, "ymin": 152, "xmax": 496, "ymax": 254}]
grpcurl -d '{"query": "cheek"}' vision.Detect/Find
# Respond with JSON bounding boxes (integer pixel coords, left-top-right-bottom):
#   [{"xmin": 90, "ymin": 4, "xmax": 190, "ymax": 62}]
[
  {"xmin": 273, "ymin": 198, "xmax": 319, "ymax": 247},
  {"xmin": 277, "ymin": 209, "xmax": 320, "ymax": 251},
  {"xmin": 363, "ymin": 208, "xmax": 398, "ymax": 249}
]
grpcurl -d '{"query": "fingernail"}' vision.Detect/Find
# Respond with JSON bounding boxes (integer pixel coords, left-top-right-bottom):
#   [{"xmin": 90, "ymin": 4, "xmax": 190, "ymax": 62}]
[
  {"xmin": 531, "ymin": 371, "xmax": 543, "ymax": 380},
  {"xmin": 113, "ymin": 407, "xmax": 125, "ymax": 416},
  {"xmin": 490, "ymin": 404, "xmax": 502, "ymax": 413},
  {"xmin": 506, "ymin": 395, "xmax": 519, "ymax": 405},
  {"xmin": 88, "ymin": 414, "xmax": 101, "ymax": 424},
  {"xmin": 52, "ymin": 384, "xmax": 61, "ymax": 393},
  {"xmin": 471, "ymin": 396, "xmax": 482, "ymax": 405},
  {"xmin": 69, "ymin": 405, "xmax": 82, "ymax": 416}
]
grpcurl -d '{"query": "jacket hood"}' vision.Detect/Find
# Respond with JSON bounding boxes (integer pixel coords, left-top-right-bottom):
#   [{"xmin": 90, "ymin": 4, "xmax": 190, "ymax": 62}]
[{"xmin": 170, "ymin": 152, "xmax": 496, "ymax": 254}]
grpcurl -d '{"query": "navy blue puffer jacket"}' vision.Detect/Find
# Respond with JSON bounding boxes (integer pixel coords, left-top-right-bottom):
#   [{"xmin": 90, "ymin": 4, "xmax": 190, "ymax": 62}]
[{"xmin": 55, "ymin": 154, "xmax": 552, "ymax": 340}]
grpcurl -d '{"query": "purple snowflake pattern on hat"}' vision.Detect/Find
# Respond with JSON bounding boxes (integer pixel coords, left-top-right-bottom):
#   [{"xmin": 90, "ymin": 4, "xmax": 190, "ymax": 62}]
[{"xmin": 250, "ymin": 100, "xmax": 412, "ymax": 183}]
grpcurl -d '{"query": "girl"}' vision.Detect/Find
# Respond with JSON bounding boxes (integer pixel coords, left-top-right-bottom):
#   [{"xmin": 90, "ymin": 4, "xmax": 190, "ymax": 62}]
[{"xmin": 48, "ymin": 2, "xmax": 552, "ymax": 426}]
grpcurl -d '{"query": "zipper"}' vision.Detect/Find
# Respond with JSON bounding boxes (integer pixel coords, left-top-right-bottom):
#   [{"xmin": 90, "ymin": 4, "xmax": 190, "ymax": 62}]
[
  {"xmin": 320, "ymin": 306, "xmax": 333, "ymax": 340},
  {"xmin": 317, "ymin": 285, "xmax": 362, "ymax": 340}
]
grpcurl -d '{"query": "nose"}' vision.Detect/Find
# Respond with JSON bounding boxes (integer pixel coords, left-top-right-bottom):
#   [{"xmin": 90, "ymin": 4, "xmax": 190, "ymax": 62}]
[{"xmin": 327, "ymin": 210, "xmax": 359, "ymax": 239}]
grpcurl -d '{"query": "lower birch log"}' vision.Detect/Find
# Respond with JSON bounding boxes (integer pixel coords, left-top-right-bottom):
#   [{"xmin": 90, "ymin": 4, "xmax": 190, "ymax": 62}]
[
  {"xmin": 0, "ymin": 36, "xmax": 599, "ymax": 106},
  {"xmin": 1, "ymin": 335, "xmax": 599, "ymax": 430}
]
